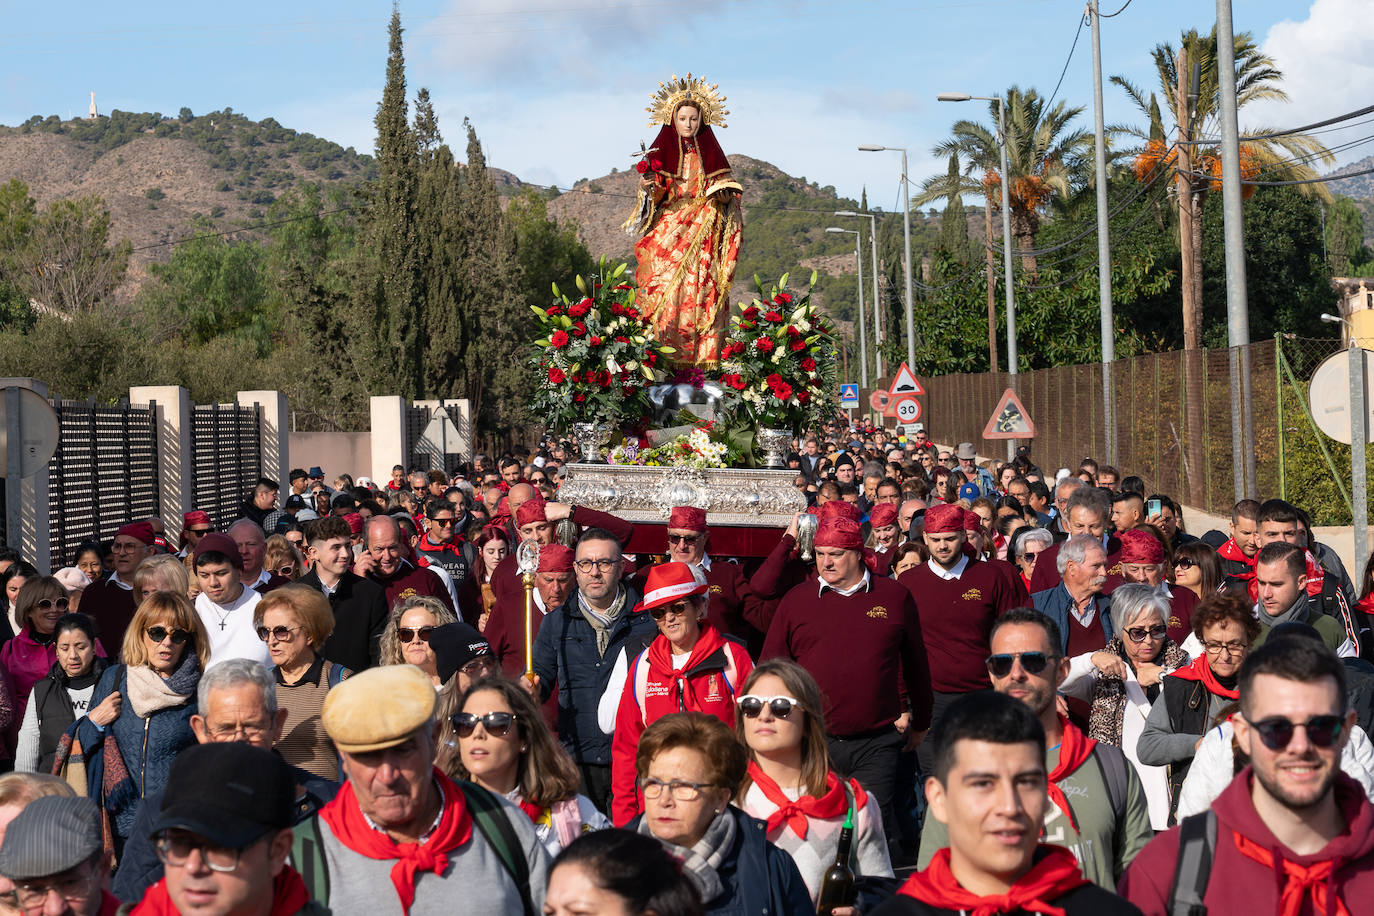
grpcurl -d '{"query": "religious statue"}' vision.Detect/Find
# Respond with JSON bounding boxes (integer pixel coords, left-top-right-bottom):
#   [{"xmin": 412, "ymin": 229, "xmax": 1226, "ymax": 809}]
[{"xmin": 624, "ymin": 74, "xmax": 742, "ymax": 367}]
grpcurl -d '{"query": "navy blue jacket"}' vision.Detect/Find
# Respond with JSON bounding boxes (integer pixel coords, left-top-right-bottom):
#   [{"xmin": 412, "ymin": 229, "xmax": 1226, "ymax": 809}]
[
  {"xmin": 629, "ymin": 807, "xmax": 812, "ymax": 916},
  {"xmin": 76, "ymin": 664, "xmax": 199, "ymax": 842},
  {"xmin": 112, "ymin": 762, "xmax": 337, "ymax": 902},
  {"xmin": 1032, "ymin": 584, "xmax": 1115, "ymax": 653},
  {"xmin": 533, "ymin": 581, "xmax": 657, "ymax": 766}
]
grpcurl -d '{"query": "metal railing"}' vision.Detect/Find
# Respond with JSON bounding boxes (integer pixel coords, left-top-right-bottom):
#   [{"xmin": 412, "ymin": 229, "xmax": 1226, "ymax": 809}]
[{"xmin": 191, "ymin": 403, "xmax": 262, "ymax": 529}]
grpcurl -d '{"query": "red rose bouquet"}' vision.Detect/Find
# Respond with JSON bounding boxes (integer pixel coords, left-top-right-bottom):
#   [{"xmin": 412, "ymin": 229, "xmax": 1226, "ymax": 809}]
[
  {"xmin": 530, "ymin": 258, "xmax": 674, "ymax": 433},
  {"xmin": 717, "ymin": 271, "xmax": 838, "ymax": 432}
]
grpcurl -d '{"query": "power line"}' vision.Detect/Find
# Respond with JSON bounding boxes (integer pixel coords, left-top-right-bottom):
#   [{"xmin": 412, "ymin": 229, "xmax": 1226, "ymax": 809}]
[
  {"xmin": 1176, "ymin": 103, "xmax": 1374, "ymax": 146},
  {"xmin": 1043, "ymin": 11, "xmax": 1087, "ymax": 112},
  {"xmin": 1099, "ymin": 0, "xmax": 1134, "ymax": 16}
]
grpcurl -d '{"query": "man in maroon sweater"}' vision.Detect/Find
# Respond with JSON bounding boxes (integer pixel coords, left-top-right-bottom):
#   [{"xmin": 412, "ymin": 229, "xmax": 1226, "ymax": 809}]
[
  {"xmin": 354, "ymin": 514, "xmax": 457, "ymax": 616},
  {"xmin": 899, "ymin": 503, "xmax": 1019, "ymax": 778},
  {"xmin": 488, "ymin": 493, "xmax": 633, "ymax": 607},
  {"xmin": 1119, "ymin": 637, "xmax": 1374, "ymax": 916},
  {"xmin": 1029, "ymin": 488, "xmax": 1123, "ymax": 592},
  {"xmin": 762, "ymin": 513, "xmax": 932, "ymax": 848},
  {"xmin": 79, "ymin": 520, "xmax": 154, "ymax": 653},
  {"xmin": 643, "ymin": 506, "xmax": 773, "ymax": 655}
]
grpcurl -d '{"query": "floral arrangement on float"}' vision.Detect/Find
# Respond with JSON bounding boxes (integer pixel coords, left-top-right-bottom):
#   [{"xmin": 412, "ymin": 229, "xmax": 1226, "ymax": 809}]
[
  {"xmin": 715, "ymin": 271, "xmax": 839, "ymax": 466},
  {"xmin": 607, "ymin": 422, "xmax": 739, "ymax": 469},
  {"xmin": 529, "ymin": 258, "xmax": 675, "ymax": 458}
]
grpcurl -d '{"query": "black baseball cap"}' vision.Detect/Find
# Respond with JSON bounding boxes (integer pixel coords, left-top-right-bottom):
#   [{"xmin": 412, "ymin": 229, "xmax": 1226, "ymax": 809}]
[{"xmin": 150, "ymin": 744, "xmax": 294, "ymax": 849}]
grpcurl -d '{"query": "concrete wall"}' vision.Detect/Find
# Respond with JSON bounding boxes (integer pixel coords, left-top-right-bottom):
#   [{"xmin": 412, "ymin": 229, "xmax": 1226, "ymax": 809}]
[{"xmin": 290, "ymin": 432, "xmax": 372, "ymax": 482}]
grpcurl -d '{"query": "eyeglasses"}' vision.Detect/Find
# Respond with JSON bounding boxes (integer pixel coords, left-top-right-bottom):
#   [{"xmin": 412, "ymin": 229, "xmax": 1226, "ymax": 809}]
[
  {"xmin": 205, "ymin": 721, "xmax": 272, "ymax": 741},
  {"xmin": 666, "ymin": 533, "xmax": 702, "ymax": 546},
  {"xmin": 12, "ymin": 867, "xmax": 94, "ymax": 910},
  {"xmin": 1125, "ymin": 624, "xmax": 1168, "ymax": 643},
  {"xmin": 155, "ymin": 830, "xmax": 243, "ymax": 872},
  {"xmin": 574, "ymin": 558, "xmax": 620, "ymax": 573},
  {"xmin": 452, "ymin": 711, "xmax": 517, "ymax": 738},
  {"xmin": 459, "ymin": 657, "xmax": 497, "ymax": 678},
  {"xmin": 1202, "ymin": 639, "xmax": 1247, "ymax": 657},
  {"xmin": 35, "ymin": 597, "xmax": 71, "ymax": 612},
  {"xmin": 985, "ymin": 651, "xmax": 1055, "ymax": 678},
  {"xmin": 1174, "ymin": 558, "xmax": 1195, "ymax": 571},
  {"xmin": 640, "ymin": 778, "xmax": 718, "ymax": 801},
  {"xmin": 650, "ymin": 600, "xmax": 694, "ymax": 621},
  {"xmin": 397, "ymin": 626, "xmax": 435, "ymax": 643},
  {"xmin": 256, "ymin": 625, "xmax": 302, "ymax": 643},
  {"xmin": 1249, "ymin": 714, "xmax": 1345, "ymax": 751},
  {"xmin": 146, "ymin": 626, "xmax": 190, "ymax": 645},
  {"xmin": 737, "ymin": 695, "xmax": 802, "ymax": 719}
]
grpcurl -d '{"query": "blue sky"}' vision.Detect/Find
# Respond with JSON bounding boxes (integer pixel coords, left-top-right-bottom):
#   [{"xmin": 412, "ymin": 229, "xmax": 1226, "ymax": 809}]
[{"xmin": 0, "ymin": 0, "xmax": 1367, "ymax": 205}]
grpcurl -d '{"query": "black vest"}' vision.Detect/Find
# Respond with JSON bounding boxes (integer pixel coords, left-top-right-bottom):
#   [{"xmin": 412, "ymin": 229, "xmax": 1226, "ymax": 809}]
[
  {"xmin": 31, "ymin": 659, "xmax": 107, "ymax": 775},
  {"xmin": 1161, "ymin": 674, "xmax": 1216, "ymax": 825}
]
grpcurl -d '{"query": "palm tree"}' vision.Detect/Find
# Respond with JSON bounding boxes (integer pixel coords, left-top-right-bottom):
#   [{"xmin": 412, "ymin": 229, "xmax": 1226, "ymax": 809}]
[
  {"xmin": 920, "ymin": 86, "xmax": 1094, "ymax": 276},
  {"xmin": 1111, "ymin": 27, "xmax": 1334, "ymax": 352}
]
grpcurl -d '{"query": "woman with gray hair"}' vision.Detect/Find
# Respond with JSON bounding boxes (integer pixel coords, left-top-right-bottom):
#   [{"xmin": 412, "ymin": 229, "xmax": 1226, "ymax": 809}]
[
  {"xmin": 1058, "ymin": 582, "xmax": 1189, "ymax": 830},
  {"xmin": 1010, "ymin": 526, "xmax": 1053, "ymax": 592}
]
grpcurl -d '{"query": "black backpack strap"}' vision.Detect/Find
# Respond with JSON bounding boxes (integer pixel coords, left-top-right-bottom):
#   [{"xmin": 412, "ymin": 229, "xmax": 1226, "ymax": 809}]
[
  {"xmin": 1167, "ymin": 810, "xmax": 1217, "ymax": 916},
  {"xmin": 289, "ymin": 815, "xmax": 331, "ymax": 904},
  {"xmin": 458, "ymin": 780, "xmax": 536, "ymax": 916}
]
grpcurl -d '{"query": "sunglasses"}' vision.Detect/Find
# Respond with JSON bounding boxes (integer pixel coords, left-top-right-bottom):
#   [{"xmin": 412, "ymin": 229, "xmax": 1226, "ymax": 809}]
[
  {"xmin": 273, "ymin": 565, "xmax": 296, "ymax": 577},
  {"xmin": 398, "ymin": 626, "xmax": 435, "ymax": 643},
  {"xmin": 1174, "ymin": 558, "xmax": 1195, "ymax": 571},
  {"xmin": 1125, "ymin": 624, "xmax": 1168, "ymax": 643},
  {"xmin": 431, "ymin": 518, "xmax": 456, "ymax": 527},
  {"xmin": 1249, "ymin": 715, "xmax": 1345, "ymax": 751},
  {"xmin": 737, "ymin": 695, "xmax": 802, "ymax": 719},
  {"xmin": 650, "ymin": 601, "xmax": 694, "ymax": 620},
  {"xmin": 452, "ymin": 711, "xmax": 517, "ymax": 738},
  {"xmin": 36, "ymin": 597, "xmax": 71, "ymax": 612},
  {"xmin": 985, "ymin": 651, "xmax": 1054, "ymax": 678},
  {"xmin": 146, "ymin": 626, "xmax": 190, "ymax": 645},
  {"xmin": 256, "ymin": 625, "xmax": 301, "ymax": 642},
  {"xmin": 666, "ymin": 533, "xmax": 701, "ymax": 546},
  {"xmin": 189, "ymin": 528, "xmax": 213, "ymax": 536}
]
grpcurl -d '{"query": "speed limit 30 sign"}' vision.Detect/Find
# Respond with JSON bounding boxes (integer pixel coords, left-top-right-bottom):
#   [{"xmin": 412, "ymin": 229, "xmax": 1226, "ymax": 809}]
[{"xmin": 889, "ymin": 395, "xmax": 922, "ymax": 424}]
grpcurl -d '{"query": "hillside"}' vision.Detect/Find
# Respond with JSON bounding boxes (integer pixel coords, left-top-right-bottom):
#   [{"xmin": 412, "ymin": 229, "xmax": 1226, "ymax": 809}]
[{"xmin": 1329, "ymin": 154, "xmax": 1374, "ymax": 201}]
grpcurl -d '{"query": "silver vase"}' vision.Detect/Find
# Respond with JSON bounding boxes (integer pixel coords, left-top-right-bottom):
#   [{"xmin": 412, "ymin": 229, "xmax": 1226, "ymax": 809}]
[
  {"xmin": 756, "ymin": 427, "xmax": 792, "ymax": 469},
  {"xmin": 572, "ymin": 422, "xmax": 612, "ymax": 463}
]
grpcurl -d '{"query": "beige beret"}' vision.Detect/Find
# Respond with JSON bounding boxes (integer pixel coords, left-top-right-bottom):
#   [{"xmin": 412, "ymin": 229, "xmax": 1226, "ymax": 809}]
[{"xmin": 322, "ymin": 664, "xmax": 437, "ymax": 753}]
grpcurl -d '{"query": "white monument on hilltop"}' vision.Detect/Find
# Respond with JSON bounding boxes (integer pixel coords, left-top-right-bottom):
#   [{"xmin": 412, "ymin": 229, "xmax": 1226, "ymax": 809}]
[{"xmin": 88, "ymin": 92, "xmax": 98, "ymax": 120}]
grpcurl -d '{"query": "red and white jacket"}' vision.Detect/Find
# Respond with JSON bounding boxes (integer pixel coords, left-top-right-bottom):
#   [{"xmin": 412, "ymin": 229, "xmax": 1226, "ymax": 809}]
[{"xmin": 609, "ymin": 624, "xmax": 753, "ymax": 825}]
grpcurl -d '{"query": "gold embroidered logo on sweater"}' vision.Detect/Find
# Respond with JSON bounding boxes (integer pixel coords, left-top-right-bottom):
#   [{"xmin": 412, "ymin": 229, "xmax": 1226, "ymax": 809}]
[
  {"xmin": 962, "ymin": 588, "xmax": 983, "ymax": 601},
  {"xmin": 867, "ymin": 606, "xmax": 887, "ymax": 618}
]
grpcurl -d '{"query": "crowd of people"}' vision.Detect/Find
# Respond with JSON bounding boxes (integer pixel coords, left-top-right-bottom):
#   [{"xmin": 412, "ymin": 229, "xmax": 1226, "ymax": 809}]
[{"xmin": 0, "ymin": 427, "xmax": 1373, "ymax": 916}]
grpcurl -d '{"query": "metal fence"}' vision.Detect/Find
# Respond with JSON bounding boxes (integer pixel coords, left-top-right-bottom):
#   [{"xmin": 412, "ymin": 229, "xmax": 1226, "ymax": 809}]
[
  {"xmin": 403, "ymin": 405, "xmax": 432, "ymax": 472},
  {"xmin": 46, "ymin": 401, "xmax": 160, "ymax": 570},
  {"xmin": 924, "ymin": 336, "xmax": 1348, "ymax": 520},
  {"xmin": 192, "ymin": 403, "xmax": 263, "ymax": 529}
]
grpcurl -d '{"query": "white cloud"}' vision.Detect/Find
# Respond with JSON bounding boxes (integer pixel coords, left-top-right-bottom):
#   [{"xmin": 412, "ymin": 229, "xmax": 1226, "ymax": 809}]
[{"xmin": 1248, "ymin": 0, "xmax": 1374, "ymax": 169}]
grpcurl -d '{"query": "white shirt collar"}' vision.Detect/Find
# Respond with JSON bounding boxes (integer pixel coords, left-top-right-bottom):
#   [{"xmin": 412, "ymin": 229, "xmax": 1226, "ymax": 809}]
[
  {"xmin": 928, "ymin": 554, "xmax": 970, "ymax": 581},
  {"xmin": 818, "ymin": 569, "xmax": 871, "ymax": 597},
  {"xmin": 109, "ymin": 572, "xmax": 133, "ymax": 591},
  {"xmin": 697, "ymin": 555, "xmax": 713, "ymax": 572}
]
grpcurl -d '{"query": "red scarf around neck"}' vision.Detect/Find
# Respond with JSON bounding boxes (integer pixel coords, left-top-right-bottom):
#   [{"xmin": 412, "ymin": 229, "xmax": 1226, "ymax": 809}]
[
  {"xmin": 746, "ymin": 762, "xmax": 864, "ymax": 839},
  {"xmin": 898, "ymin": 845, "xmax": 1089, "ymax": 916},
  {"xmin": 1047, "ymin": 716, "xmax": 1097, "ymax": 833},
  {"xmin": 1169, "ymin": 654, "xmax": 1240, "ymax": 700},
  {"xmin": 517, "ymin": 797, "xmax": 545, "ymax": 824},
  {"xmin": 1232, "ymin": 831, "xmax": 1352, "ymax": 916},
  {"xmin": 132, "ymin": 867, "xmax": 309, "ymax": 916},
  {"xmin": 318, "ymin": 768, "xmax": 472, "ymax": 915}
]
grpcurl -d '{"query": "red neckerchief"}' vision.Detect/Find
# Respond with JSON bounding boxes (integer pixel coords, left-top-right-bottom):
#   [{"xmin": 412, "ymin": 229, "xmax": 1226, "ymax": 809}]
[
  {"xmin": 1218, "ymin": 538, "xmax": 1255, "ymax": 567},
  {"xmin": 1232, "ymin": 831, "xmax": 1352, "ymax": 916},
  {"xmin": 517, "ymin": 797, "xmax": 545, "ymax": 823},
  {"xmin": 898, "ymin": 845, "xmax": 1089, "ymax": 916},
  {"xmin": 318, "ymin": 769, "xmax": 472, "ymax": 915},
  {"xmin": 645, "ymin": 622, "xmax": 728, "ymax": 681},
  {"xmin": 1302, "ymin": 550, "xmax": 1327, "ymax": 598},
  {"xmin": 746, "ymin": 762, "xmax": 860, "ymax": 839},
  {"xmin": 1169, "ymin": 654, "xmax": 1240, "ymax": 700},
  {"xmin": 1047, "ymin": 717, "xmax": 1096, "ymax": 833},
  {"xmin": 132, "ymin": 867, "xmax": 309, "ymax": 916}
]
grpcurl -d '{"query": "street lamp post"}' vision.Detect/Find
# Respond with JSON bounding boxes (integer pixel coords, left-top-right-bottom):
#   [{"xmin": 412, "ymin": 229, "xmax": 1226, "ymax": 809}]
[
  {"xmin": 826, "ymin": 227, "xmax": 867, "ymax": 388},
  {"xmin": 939, "ymin": 91, "xmax": 1016, "ymax": 460},
  {"xmin": 858, "ymin": 145, "xmax": 915, "ymax": 370},
  {"xmin": 1323, "ymin": 312, "xmax": 1368, "ymax": 583},
  {"xmin": 835, "ymin": 210, "xmax": 883, "ymax": 380}
]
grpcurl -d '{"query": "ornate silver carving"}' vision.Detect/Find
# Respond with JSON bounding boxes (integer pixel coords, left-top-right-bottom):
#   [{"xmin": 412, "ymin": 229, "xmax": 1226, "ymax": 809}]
[
  {"xmin": 572, "ymin": 422, "xmax": 612, "ymax": 463},
  {"xmin": 516, "ymin": 540, "xmax": 541, "ymax": 575},
  {"xmin": 756, "ymin": 427, "xmax": 791, "ymax": 469},
  {"xmin": 560, "ymin": 464, "xmax": 806, "ymax": 527},
  {"xmin": 796, "ymin": 511, "xmax": 819, "ymax": 560}
]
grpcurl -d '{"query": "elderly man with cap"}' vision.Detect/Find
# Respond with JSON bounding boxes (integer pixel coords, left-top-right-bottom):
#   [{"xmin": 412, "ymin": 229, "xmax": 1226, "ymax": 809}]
[
  {"xmin": 134, "ymin": 743, "xmax": 322, "ymax": 916},
  {"xmin": 528, "ymin": 528, "xmax": 656, "ymax": 814},
  {"xmin": 80, "ymin": 520, "xmax": 155, "ymax": 653},
  {"xmin": 485, "ymin": 544, "xmax": 577, "ymax": 686},
  {"xmin": 898, "ymin": 503, "xmax": 1020, "ymax": 777},
  {"xmin": 192, "ymin": 532, "xmax": 269, "ymax": 668},
  {"xmin": 954, "ymin": 443, "xmax": 995, "ymax": 496},
  {"xmin": 762, "ymin": 511, "xmax": 932, "ymax": 847},
  {"xmin": 176, "ymin": 510, "xmax": 214, "ymax": 559},
  {"xmin": 295, "ymin": 665, "xmax": 548, "ymax": 915},
  {"xmin": 1117, "ymin": 528, "xmax": 1196, "ymax": 642},
  {"xmin": 647, "ymin": 506, "xmax": 772, "ymax": 654},
  {"xmin": 0, "ymin": 796, "xmax": 116, "ymax": 916},
  {"xmin": 353, "ymin": 515, "xmax": 457, "ymax": 616}
]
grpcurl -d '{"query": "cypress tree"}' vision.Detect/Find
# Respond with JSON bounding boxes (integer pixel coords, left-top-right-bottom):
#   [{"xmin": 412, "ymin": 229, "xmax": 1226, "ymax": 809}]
[{"xmin": 938, "ymin": 152, "xmax": 969, "ymax": 264}]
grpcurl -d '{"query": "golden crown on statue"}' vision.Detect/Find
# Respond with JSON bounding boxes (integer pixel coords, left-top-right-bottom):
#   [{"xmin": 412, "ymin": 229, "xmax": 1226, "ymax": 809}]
[{"xmin": 645, "ymin": 73, "xmax": 729, "ymax": 128}]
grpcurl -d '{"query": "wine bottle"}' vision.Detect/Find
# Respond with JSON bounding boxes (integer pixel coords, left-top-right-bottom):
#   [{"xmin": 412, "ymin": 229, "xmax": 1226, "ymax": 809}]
[{"xmin": 815, "ymin": 807, "xmax": 856, "ymax": 914}]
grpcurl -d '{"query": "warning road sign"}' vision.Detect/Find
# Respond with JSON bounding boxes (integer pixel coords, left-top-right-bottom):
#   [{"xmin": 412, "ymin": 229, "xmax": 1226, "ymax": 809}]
[
  {"xmin": 840, "ymin": 383, "xmax": 859, "ymax": 408},
  {"xmin": 983, "ymin": 388, "xmax": 1035, "ymax": 439},
  {"xmin": 887, "ymin": 363, "xmax": 925, "ymax": 397}
]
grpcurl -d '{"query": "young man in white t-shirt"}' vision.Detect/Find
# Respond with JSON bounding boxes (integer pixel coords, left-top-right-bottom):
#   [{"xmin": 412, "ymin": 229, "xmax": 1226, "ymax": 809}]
[{"xmin": 192, "ymin": 531, "xmax": 269, "ymax": 668}]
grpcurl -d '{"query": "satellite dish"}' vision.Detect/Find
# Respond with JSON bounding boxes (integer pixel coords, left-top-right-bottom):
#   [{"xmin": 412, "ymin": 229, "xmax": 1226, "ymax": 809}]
[
  {"xmin": 1308, "ymin": 350, "xmax": 1374, "ymax": 445},
  {"xmin": 0, "ymin": 387, "xmax": 60, "ymax": 478}
]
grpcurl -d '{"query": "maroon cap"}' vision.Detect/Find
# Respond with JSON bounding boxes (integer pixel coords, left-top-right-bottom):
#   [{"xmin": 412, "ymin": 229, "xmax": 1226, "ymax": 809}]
[
  {"xmin": 193, "ymin": 532, "xmax": 243, "ymax": 569},
  {"xmin": 924, "ymin": 504, "xmax": 962, "ymax": 534},
  {"xmin": 869, "ymin": 503, "xmax": 899, "ymax": 530},
  {"xmin": 115, "ymin": 522, "xmax": 156, "ymax": 546},
  {"xmin": 668, "ymin": 506, "xmax": 707, "ymax": 532}
]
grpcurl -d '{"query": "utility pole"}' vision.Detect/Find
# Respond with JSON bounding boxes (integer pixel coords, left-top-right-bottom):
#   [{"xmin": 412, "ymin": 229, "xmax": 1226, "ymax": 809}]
[{"xmin": 1089, "ymin": 0, "xmax": 1116, "ymax": 465}]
